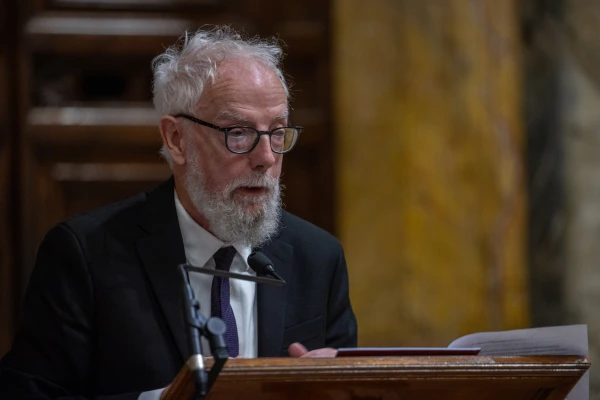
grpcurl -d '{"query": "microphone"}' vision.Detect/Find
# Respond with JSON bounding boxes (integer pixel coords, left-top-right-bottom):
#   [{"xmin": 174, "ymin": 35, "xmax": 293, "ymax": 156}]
[
  {"xmin": 247, "ymin": 252, "xmax": 285, "ymax": 283},
  {"xmin": 182, "ymin": 256, "xmax": 285, "ymax": 286}
]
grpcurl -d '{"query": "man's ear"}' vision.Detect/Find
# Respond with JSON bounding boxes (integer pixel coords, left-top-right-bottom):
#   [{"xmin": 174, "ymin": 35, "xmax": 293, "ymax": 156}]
[{"xmin": 159, "ymin": 115, "xmax": 186, "ymax": 166}]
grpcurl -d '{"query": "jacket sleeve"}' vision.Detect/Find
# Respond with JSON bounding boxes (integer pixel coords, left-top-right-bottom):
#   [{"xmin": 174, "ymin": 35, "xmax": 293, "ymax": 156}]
[
  {"xmin": 325, "ymin": 247, "xmax": 358, "ymax": 349},
  {"xmin": 0, "ymin": 224, "xmax": 142, "ymax": 400}
]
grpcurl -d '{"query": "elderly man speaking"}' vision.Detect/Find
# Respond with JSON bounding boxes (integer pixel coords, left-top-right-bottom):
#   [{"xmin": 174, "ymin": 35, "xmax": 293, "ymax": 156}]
[{"xmin": 0, "ymin": 26, "xmax": 357, "ymax": 399}]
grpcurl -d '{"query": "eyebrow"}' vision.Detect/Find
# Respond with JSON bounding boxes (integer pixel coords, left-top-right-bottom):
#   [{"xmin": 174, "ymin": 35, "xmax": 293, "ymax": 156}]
[
  {"xmin": 275, "ymin": 110, "xmax": 289, "ymax": 121},
  {"xmin": 215, "ymin": 109, "xmax": 290, "ymax": 125}
]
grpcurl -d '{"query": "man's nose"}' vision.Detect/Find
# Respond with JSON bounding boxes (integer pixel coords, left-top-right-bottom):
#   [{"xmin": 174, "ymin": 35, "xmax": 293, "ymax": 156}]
[{"xmin": 249, "ymin": 134, "xmax": 276, "ymax": 169}]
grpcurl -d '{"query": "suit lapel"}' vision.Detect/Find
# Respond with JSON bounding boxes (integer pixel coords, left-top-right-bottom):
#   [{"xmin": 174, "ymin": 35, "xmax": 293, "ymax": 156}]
[
  {"xmin": 135, "ymin": 178, "xmax": 188, "ymax": 363},
  {"xmin": 257, "ymin": 238, "xmax": 293, "ymax": 357}
]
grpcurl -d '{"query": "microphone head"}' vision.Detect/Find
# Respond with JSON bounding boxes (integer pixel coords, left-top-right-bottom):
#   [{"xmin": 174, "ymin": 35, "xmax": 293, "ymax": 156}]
[{"xmin": 247, "ymin": 251, "xmax": 274, "ymax": 276}]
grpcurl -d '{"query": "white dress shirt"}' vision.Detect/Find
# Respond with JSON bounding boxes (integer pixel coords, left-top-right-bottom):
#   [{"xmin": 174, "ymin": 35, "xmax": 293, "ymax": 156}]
[
  {"xmin": 138, "ymin": 190, "xmax": 258, "ymax": 400},
  {"xmin": 174, "ymin": 190, "xmax": 257, "ymax": 358}
]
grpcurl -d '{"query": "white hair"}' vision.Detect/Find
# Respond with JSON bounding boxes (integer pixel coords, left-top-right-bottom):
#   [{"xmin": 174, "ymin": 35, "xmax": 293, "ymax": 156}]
[{"xmin": 151, "ymin": 26, "xmax": 289, "ymax": 166}]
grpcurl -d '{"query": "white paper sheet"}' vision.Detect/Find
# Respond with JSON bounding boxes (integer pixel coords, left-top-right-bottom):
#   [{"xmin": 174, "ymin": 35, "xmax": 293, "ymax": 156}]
[{"xmin": 448, "ymin": 325, "xmax": 589, "ymax": 400}]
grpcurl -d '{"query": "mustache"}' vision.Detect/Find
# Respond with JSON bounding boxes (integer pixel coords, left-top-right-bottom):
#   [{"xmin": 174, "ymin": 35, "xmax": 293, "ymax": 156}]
[{"xmin": 226, "ymin": 173, "xmax": 280, "ymax": 192}]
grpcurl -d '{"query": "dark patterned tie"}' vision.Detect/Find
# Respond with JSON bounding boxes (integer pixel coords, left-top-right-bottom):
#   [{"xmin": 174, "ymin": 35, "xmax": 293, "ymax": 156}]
[{"xmin": 210, "ymin": 246, "xmax": 239, "ymax": 357}]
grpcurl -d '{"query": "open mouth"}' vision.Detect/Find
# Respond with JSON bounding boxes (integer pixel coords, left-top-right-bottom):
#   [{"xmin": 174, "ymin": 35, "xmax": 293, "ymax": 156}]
[{"xmin": 236, "ymin": 186, "xmax": 268, "ymax": 196}]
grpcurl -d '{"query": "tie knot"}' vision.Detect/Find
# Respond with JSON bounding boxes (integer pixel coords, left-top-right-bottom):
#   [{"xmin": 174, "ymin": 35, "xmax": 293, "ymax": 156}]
[{"xmin": 213, "ymin": 246, "xmax": 237, "ymax": 272}]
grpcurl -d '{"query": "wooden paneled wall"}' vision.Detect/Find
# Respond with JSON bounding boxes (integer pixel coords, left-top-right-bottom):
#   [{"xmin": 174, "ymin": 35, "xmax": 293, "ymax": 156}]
[
  {"xmin": 334, "ymin": 0, "xmax": 529, "ymax": 346},
  {"xmin": 1, "ymin": 0, "xmax": 333, "ymax": 356}
]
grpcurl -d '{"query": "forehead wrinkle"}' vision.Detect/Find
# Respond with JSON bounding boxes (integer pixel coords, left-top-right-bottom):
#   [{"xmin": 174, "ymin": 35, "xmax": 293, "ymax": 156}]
[
  {"xmin": 215, "ymin": 109, "xmax": 254, "ymax": 124},
  {"xmin": 215, "ymin": 108, "xmax": 289, "ymax": 124}
]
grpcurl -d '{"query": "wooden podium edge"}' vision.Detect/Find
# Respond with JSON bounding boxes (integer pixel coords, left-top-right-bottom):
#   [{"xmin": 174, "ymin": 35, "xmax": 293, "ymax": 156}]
[{"xmin": 161, "ymin": 355, "xmax": 590, "ymax": 400}]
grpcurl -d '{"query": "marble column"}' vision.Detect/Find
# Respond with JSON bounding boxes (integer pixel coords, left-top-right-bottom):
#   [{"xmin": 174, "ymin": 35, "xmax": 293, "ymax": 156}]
[{"xmin": 334, "ymin": 0, "xmax": 529, "ymax": 346}]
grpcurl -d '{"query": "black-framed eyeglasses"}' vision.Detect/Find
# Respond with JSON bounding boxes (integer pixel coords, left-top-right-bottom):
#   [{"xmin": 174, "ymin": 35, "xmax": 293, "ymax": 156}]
[{"xmin": 174, "ymin": 113, "xmax": 302, "ymax": 154}]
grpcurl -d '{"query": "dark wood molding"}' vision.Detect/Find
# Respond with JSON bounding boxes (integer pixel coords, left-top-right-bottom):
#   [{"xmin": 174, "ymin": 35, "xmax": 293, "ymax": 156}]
[
  {"xmin": 0, "ymin": 0, "xmax": 20, "ymax": 357},
  {"xmin": 26, "ymin": 107, "xmax": 321, "ymax": 150},
  {"xmin": 41, "ymin": 0, "xmax": 224, "ymax": 12}
]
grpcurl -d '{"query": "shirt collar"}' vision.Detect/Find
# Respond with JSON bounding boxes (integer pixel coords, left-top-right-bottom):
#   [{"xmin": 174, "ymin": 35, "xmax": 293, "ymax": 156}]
[{"xmin": 174, "ymin": 189, "xmax": 251, "ymax": 272}]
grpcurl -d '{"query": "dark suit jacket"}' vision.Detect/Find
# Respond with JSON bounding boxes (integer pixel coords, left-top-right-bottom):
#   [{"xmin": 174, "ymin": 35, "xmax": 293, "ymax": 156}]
[{"xmin": 0, "ymin": 178, "xmax": 357, "ymax": 399}]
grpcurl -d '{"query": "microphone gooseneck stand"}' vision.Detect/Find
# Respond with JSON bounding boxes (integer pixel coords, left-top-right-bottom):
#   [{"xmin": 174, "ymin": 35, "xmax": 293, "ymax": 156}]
[
  {"xmin": 179, "ymin": 265, "xmax": 229, "ymax": 400},
  {"xmin": 178, "ymin": 251, "xmax": 285, "ymax": 399}
]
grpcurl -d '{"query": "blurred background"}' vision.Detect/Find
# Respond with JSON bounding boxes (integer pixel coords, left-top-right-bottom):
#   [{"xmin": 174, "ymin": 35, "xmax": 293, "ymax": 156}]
[{"xmin": 0, "ymin": 0, "xmax": 598, "ymax": 396}]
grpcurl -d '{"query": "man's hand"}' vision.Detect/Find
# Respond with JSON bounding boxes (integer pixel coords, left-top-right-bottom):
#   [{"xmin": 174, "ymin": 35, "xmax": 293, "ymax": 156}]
[{"xmin": 288, "ymin": 342, "xmax": 337, "ymax": 358}]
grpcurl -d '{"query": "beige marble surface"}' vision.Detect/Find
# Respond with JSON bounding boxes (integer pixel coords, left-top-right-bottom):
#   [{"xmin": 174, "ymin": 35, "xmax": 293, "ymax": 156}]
[{"xmin": 333, "ymin": 0, "xmax": 529, "ymax": 347}]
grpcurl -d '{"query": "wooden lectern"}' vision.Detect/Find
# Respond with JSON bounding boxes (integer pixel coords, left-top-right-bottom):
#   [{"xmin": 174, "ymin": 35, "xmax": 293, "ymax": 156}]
[{"xmin": 162, "ymin": 355, "xmax": 590, "ymax": 400}]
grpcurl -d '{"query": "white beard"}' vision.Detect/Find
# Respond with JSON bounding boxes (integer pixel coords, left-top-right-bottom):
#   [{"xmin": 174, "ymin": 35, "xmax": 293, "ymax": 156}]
[{"xmin": 183, "ymin": 142, "xmax": 282, "ymax": 248}]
